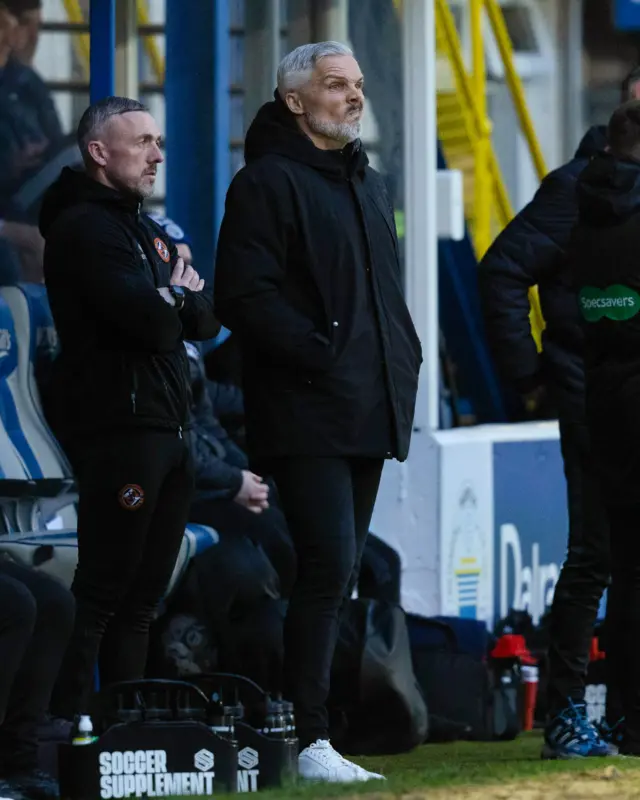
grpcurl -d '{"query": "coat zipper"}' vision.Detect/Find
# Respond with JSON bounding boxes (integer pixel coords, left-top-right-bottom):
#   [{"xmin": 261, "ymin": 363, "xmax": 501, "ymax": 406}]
[{"xmin": 131, "ymin": 366, "xmax": 138, "ymax": 414}]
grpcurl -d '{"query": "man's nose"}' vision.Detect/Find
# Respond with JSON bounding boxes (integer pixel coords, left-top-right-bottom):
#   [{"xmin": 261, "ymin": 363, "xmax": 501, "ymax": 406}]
[
  {"xmin": 152, "ymin": 144, "xmax": 164, "ymax": 164},
  {"xmin": 348, "ymin": 85, "xmax": 363, "ymax": 104}
]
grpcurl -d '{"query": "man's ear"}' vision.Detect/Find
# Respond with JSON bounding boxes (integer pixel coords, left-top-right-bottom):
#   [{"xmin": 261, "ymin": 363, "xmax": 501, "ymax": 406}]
[
  {"xmin": 284, "ymin": 91, "xmax": 304, "ymax": 117},
  {"xmin": 87, "ymin": 140, "xmax": 107, "ymax": 167}
]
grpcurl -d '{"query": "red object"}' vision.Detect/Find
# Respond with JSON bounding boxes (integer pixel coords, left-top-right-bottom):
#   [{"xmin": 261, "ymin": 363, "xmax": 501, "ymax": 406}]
[
  {"xmin": 521, "ymin": 665, "xmax": 539, "ymax": 731},
  {"xmin": 589, "ymin": 637, "xmax": 606, "ymax": 661},
  {"xmin": 491, "ymin": 634, "xmax": 535, "ymax": 664}
]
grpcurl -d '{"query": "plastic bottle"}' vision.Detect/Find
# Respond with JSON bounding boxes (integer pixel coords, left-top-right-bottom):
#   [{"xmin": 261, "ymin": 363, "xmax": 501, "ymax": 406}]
[
  {"xmin": 262, "ymin": 696, "xmax": 286, "ymax": 738},
  {"xmin": 72, "ymin": 715, "xmax": 98, "ymax": 745},
  {"xmin": 281, "ymin": 700, "xmax": 296, "ymax": 740},
  {"xmin": 521, "ymin": 664, "xmax": 539, "ymax": 731}
]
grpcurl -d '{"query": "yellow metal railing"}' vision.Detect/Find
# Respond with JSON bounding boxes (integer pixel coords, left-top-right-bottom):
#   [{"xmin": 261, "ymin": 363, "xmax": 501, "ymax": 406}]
[
  {"xmin": 61, "ymin": 0, "xmax": 89, "ymax": 78},
  {"xmin": 62, "ymin": 0, "xmax": 165, "ymax": 85},
  {"xmin": 434, "ymin": 0, "xmax": 545, "ymax": 346}
]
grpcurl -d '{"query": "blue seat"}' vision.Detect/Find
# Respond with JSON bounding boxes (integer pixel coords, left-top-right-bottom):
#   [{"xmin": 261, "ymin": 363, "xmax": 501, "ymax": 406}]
[{"xmin": 0, "ymin": 286, "xmax": 220, "ymax": 600}]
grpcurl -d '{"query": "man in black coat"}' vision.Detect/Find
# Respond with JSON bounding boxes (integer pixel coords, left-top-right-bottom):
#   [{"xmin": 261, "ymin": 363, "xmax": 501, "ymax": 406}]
[
  {"xmin": 41, "ymin": 96, "xmax": 220, "ymax": 720},
  {"xmin": 214, "ymin": 42, "xmax": 421, "ymax": 783},
  {"xmin": 478, "ymin": 68, "xmax": 640, "ymax": 758},
  {"xmin": 573, "ymin": 99, "xmax": 640, "ymax": 755}
]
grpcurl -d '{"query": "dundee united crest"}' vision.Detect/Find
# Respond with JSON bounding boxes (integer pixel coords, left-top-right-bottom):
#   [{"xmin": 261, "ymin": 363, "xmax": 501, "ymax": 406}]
[
  {"xmin": 118, "ymin": 484, "xmax": 145, "ymax": 511},
  {"xmin": 154, "ymin": 237, "xmax": 170, "ymax": 263}
]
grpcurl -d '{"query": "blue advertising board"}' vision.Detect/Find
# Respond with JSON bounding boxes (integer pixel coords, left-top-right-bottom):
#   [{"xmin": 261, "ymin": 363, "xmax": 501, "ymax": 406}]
[
  {"xmin": 492, "ymin": 438, "xmax": 607, "ymax": 625},
  {"xmin": 493, "ymin": 439, "xmax": 567, "ymax": 625},
  {"xmin": 615, "ymin": 0, "xmax": 640, "ymax": 31}
]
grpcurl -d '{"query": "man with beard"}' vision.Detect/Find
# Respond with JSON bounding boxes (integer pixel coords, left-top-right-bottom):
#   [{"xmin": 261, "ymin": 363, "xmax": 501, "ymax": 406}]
[
  {"xmin": 478, "ymin": 67, "xmax": 640, "ymax": 758},
  {"xmin": 40, "ymin": 96, "xmax": 220, "ymax": 719},
  {"xmin": 215, "ymin": 42, "xmax": 422, "ymax": 783}
]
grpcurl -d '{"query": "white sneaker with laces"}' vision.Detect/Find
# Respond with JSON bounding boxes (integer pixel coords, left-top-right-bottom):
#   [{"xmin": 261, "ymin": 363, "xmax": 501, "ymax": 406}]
[{"xmin": 298, "ymin": 740, "xmax": 386, "ymax": 783}]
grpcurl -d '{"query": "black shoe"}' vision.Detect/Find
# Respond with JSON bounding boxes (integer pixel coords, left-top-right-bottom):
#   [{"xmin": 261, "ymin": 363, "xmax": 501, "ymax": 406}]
[
  {"xmin": 4, "ymin": 771, "xmax": 58, "ymax": 800},
  {"xmin": 0, "ymin": 778, "xmax": 26, "ymax": 800}
]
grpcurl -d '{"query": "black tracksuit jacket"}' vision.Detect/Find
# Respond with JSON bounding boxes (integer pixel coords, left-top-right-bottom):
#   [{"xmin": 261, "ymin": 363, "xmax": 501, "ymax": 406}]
[
  {"xmin": 573, "ymin": 152, "xmax": 640, "ymax": 506},
  {"xmin": 478, "ymin": 126, "xmax": 608, "ymax": 421},
  {"xmin": 40, "ymin": 168, "xmax": 220, "ymax": 440}
]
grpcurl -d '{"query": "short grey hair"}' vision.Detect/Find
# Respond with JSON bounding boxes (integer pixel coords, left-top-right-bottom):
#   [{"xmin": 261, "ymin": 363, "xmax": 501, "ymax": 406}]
[
  {"xmin": 77, "ymin": 96, "xmax": 148, "ymax": 163},
  {"xmin": 276, "ymin": 41, "xmax": 353, "ymax": 94}
]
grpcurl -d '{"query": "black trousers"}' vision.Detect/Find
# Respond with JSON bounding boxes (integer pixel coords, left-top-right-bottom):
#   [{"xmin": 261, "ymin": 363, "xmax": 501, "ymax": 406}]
[
  {"xmin": 265, "ymin": 456, "xmax": 383, "ymax": 749},
  {"xmin": 602, "ymin": 503, "xmax": 640, "ymax": 741},
  {"xmin": 52, "ymin": 429, "xmax": 194, "ymax": 718},
  {"xmin": 546, "ymin": 419, "xmax": 610, "ymax": 715},
  {"xmin": 0, "ymin": 559, "xmax": 75, "ymax": 773}
]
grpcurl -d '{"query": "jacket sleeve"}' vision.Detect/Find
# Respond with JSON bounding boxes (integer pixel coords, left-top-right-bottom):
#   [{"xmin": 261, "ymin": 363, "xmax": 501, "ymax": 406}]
[
  {"xmin": 194, "ymin": 445, "xmax": 244, "ymax": 500},
  {"xmin": 214, "ymin": 168, "xmax": 334, "ymax": 372},
  {"xmin": 58, "ymin": 213, "xmax": 184, "ymax": 352},
  {"xmin": 477, "ymin": 166, "xmax": 580, "ymax": 390},
  {"xmin": 164, "ymin": 238, "xmax": 221, "ymax": 341},
  {"xmin": 176, "ymin": 286, "xmax": 220, "ymax": 341},
  {"xmin": 207, "ymin": 379, "xmax": 244, "ymax": 421}
]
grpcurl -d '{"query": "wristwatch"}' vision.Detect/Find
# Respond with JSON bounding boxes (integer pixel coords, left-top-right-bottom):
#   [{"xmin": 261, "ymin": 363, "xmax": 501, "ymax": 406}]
[{"xmin": 168, "ymin": 285, "xmax": 186, "ymax": 310}]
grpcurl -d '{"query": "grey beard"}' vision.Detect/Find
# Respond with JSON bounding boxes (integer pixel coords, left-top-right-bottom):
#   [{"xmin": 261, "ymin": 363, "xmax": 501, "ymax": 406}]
[{"xmin": 306, "ymin": 111, "xmax": 361, "ymax": 146}]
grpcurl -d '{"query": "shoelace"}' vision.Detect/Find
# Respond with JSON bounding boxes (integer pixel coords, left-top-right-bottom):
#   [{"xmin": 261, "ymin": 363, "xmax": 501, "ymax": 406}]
[
  {"xmin": 309, "ymin": 741, "xmax": 362, "ymax": 773},
  {"xmin": 562, "ymin": 701, "xmax": 603, "ymax": 744}
]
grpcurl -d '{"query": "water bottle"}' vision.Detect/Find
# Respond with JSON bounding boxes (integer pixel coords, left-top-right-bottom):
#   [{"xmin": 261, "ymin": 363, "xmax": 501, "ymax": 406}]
[
  {"xmin": 208, "ymin": 695, "xmax": 237, "ymax": 741},
  {"xmin": 114, "ymin": 691, "xmax": 142, "ymax": 724},
  {"xmin": 281, "ymin": 700, "xmax": 296, "ymax": 740},
  {"xmin": 262, "ymin": 696, "xmax": 286, "ymax": 739},
  {"xmin": 521, "ymin": 664, "xmax": 539, "ymax": 731},
  {"xmin": 71, "ymin": 715, "xmax": 98, "ymax": 746}
]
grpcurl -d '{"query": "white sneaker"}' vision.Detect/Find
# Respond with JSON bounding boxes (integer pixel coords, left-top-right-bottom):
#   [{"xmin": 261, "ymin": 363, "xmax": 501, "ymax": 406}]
[{"xmin": 298, "ymin": 739, "xmax": 386, "ymax": 783}]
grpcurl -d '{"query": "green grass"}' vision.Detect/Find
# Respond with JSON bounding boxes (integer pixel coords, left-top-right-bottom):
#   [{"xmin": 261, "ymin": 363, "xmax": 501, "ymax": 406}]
[{"xmin": 245, "ymin": 732, "xmax": 640, "ymax": 799}]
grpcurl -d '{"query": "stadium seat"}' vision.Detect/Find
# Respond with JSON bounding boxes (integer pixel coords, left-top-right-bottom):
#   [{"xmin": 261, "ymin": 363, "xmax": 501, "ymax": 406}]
[
  {"xmin": 0, "ymin": 288, "xmax": 221, "ymax": 600},
  {"xmin": 0, "ymin": 285, "xmax": 77, "ymax": 528},
  {"xmin": 0, "ymin": 523, "xmax": 220, "ymax": 600}
]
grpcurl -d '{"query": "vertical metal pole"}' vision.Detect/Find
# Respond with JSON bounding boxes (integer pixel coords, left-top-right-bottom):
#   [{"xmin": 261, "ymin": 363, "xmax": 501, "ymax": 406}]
[
  {"xmin": 562, "ymin": 0, "xmax": 584, "ymax": 160},
  {"xmin": 89, "ymin": 0, "xmax": 116, "ymax": 104},
  {"xmin": 243, "ymin": 0, "xmax": 281, "ymax": 134},
  {"xmin": 166, "ymin": 0, "xmax": 230, "ymax": 278},
  {"xmin": 214, "ymin": 0, "xmax": 231, "ymax": 238},
  {"xmin": 314, "ymin": 0, "xmax": 349, "ymax": 42},
  {"xmin": 288, "ymin": 0, "xmax": 313, "ymax": 49},
  {"xmin": 403, "ymin": 0, "xmax": 438, "ymax": 431},
  {"xmin": 115, "ymin": 0, "xmax": 139, "ymax": 99}
]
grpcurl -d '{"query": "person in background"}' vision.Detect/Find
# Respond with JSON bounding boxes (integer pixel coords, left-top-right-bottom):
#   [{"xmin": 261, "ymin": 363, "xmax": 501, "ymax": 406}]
[
  {"xmin": 573, "ymin": 99, "xmax": 640, "ymax": 757},
  {"xmin": 0, "ymin": 1, "xmax": 45, "ymax": 283},
  {"xmin": 0, "ymin": 557, "xmax": 74, "ymax": 800},
  {"xmin": 41, "ymin": 96, "xmax": 219, "ymax": 720},
  {"xmin": 6, "ymin": 0, "xmax": 40, "ymax": 67},
  {"xmin": 215, "ymin": 42, "xmax": 421, "ymax": 783},
  {"xmin": 478, "ymin": 67, "xmax": 640, "ymax": 758},
  {"xmin": 185, "ymin": 341, "xmax": 296, "ymax": 597}
]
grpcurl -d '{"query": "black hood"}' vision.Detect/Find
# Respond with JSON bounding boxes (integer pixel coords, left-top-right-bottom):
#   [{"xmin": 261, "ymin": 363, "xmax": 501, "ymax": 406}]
[
  {"xmin": 39, "ymin": 167, "xmax": 139, "ymax": 238},
  {"xmin": 577, "ymin": 152, "xmax": 640, "ymax": 226},
  {"xmin": 574, "ymin": 124, "xmax": 608, "ymax": 160},
  {"xmin": 244, "ymin": 91, "xmax": 368, "ymax": 178}
]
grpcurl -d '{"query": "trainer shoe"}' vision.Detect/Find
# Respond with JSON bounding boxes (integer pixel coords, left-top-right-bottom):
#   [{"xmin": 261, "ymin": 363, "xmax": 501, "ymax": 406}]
[
  {"xmin": 542, "ymin": 701, "xmax": 612, "ymax": 759},
  {"xmin": 596, "ymin": 717, "xmax": 625, "ymax": 753},
  {"xmin": 298, "ymin": 740, "xmax": 385, "ymax": 783}
]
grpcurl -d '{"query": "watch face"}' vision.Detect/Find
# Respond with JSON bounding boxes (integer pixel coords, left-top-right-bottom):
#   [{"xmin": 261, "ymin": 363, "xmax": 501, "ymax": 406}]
[{"xmin": 172, "ymin": 286, "xmax": 185, "ymax": 297}]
